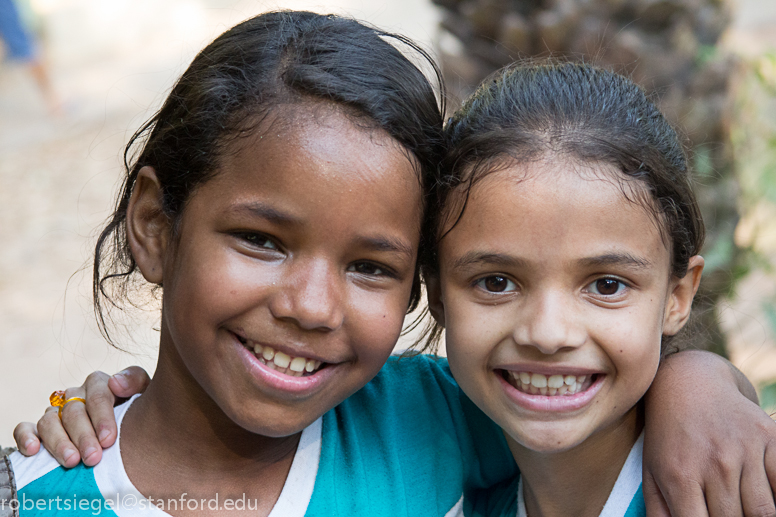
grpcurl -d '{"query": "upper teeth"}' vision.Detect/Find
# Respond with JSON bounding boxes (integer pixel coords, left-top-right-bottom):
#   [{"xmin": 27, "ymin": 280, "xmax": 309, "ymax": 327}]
[
  {"xmin": 240, "ymin": 338, "xmax": 322, "ymax": 377},
  {"xmin": 505, "ymin": 371, "xmax": 592, "ymax": 396}
]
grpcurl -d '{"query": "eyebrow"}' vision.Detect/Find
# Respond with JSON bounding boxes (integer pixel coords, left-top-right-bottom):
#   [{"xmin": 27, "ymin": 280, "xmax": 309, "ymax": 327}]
[
  {"xmin": 227, "ymin": 202, "xmax": 301, "ymax": 226},
  {"xmin": 450, "ymin": 252, "xmax": 529, "ymax": 272},
  {"xmin": 449, "ymin": 251, "xmax": 652, "ymax": 272},
  {"xmin": 227, "ymin": 202, "xmax": 414, "ymax": 260},
  {"xmin": 355, "ymin": 236, "xmax": 415, "ymax": 261},
  {"xmin": 577, "ymin": 253, "xmax": 652, "ymax": 270}
]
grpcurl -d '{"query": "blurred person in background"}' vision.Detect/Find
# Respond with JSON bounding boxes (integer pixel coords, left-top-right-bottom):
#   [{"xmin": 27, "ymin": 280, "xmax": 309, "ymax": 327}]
[{"xmin": 0, "ymin": 0, "xmax": 59, "ymax": 113}]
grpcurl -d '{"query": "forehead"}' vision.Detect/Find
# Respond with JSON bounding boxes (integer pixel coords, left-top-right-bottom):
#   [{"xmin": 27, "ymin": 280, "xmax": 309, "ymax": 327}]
[
  {"xmin": 200, "ymin": 105, "xmax": 423, "ymax": 233},
  {"xmin": 220, "ymin": 104, "xmax": 419, "ymax": 189},
  {"xmin": 440, "ymin": 158, "xmax": 669, "ymax": 268}
]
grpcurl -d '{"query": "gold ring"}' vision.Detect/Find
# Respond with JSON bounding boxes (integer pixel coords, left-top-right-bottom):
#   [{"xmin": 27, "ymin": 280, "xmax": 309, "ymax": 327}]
[{"xmin": 50, "ymin": 390, "xmax": 86, "ymax": 418}]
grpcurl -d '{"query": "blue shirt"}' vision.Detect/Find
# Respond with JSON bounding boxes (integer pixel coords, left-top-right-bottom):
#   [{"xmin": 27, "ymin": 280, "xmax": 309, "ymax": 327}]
[{"xmin": 10, "ymin": 355, "xmax": 518, "ymax": 516}]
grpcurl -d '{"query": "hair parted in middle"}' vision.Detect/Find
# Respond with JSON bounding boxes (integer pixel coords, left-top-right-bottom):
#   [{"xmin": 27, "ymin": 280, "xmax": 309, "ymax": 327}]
[
  {"xmin": 424, "ymin": 61, "xmax": 704, "ymax": 278},
  {"xmin": 418, "ymin": 61, "xmax": 705, "ymax": 352}
]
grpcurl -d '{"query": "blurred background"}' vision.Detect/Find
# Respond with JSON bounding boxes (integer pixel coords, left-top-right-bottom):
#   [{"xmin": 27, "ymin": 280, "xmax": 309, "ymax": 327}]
[{"xmin": 1, "ymin": 0, "xmax": 775, "ymax": 446}]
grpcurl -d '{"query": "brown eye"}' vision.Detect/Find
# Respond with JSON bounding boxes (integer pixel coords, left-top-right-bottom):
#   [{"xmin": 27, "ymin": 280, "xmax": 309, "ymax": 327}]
[
  {"xmin": 476, "ymin": 275, "xmax": 516, "ymax": 293},
  {"xmin": 591, "ymin": 278, "xmax": 624, "ymax": 296}
]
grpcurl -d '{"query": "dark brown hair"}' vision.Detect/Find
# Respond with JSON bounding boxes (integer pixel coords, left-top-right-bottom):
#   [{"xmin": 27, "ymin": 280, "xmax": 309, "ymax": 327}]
[
  {"xmin": 420, "ymin": 61, "xmax": 705, "ymax": 350},
  {"xmin": 94, "ymin": 10, "xmax": 446, "ymax": 346}
]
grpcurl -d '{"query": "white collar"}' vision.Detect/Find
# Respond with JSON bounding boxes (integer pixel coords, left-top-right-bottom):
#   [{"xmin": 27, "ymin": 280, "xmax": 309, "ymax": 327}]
[
  {"xmin": 93, "ymin": 394, "xmax": 322, "ymax": 517},
  {"xmin": 517, "ymin": 432, "xmax": 644, "ymax": 517}
]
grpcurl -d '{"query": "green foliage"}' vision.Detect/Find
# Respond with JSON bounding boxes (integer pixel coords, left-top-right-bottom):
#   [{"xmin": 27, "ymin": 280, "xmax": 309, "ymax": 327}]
[
  {"xmin": 693, "ymin": 144, "xmax": 715, "ymax": 179},
  {"xmin": 759, "ymin": 380, "xmax": 776, "ymax": 412},
  {"xmin": 696, "ymin": 45, "xmax": 719, "ymax": 67},
  {"xmin": 764, "ymin": 300, "xmax": 776, "ymax": 336},
  {"xmin": 734, "ymin": 51, "xmax": 776, "ymax": 403},
  {"xmin": 703, "ymin": 233, "xmax": 735, "ymax": 277}
]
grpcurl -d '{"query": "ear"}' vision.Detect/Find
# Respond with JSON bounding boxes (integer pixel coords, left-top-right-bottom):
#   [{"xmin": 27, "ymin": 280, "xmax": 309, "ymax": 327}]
[
  {"xmin": 663, "ymin": 255, "xmax": 704, "ymax": 336},
  {"xmin": 127, "ymin": 166, "xmax": 170, "ymax": 285},
  {"xmin": 425, "ymin": 274, "xmax": 446, "ymax": 327}
]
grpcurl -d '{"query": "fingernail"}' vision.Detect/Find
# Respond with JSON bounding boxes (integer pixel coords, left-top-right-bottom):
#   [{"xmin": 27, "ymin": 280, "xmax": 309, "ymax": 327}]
[
  {"xmin": 113, "ymin": 372, "xmax": 129, "ymax": 390},
  {"xmin": 24, "ymin": 438, "xmax": 35, "ymax": 450},
  {"xmin": 98, "ymin": 429, "xmax": 110, "ymax": 443},
  {"xmin": 84, "ymin": 446, "xmax": 97, "ymax": 459},
  {"xmin": 63, "ymin": 448, "xmax": 77, "ymax": 464}
]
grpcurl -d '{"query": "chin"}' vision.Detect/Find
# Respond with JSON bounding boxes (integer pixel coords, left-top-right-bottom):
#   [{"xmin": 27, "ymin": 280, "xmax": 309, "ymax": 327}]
[
  {"xmin": 223, "ymin": 404, "xmax": 315, "ymax": 438},
  {"xmin": 509, "ymin": 427, "xmax": 587, "ymax": 454}
]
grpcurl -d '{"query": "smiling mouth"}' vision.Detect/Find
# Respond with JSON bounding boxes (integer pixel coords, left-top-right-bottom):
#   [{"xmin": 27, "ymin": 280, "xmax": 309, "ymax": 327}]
[
  {"xmin": 500, "ymin": 370, "xmax": 597, "ymax": 396},
  {"xmin": 235, "ymin": 335, "xmax": 326, "ymax": 377}
]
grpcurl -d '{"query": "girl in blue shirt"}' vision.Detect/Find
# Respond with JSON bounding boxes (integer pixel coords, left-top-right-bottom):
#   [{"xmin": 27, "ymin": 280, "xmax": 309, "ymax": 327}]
[{"xmin": 424, "ymin": 62, "xmax": 757, "ymax": 516}]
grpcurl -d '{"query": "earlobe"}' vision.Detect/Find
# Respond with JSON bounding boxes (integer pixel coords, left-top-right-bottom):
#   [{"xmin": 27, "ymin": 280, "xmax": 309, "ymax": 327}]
[
  {"xmin": 126, "ymin": 166, "xmax": 169, "ymax": 285},
  {"xmin": 663, "ymin": 255, "xmax": 705, "ymax": 336},
  {"xmin": 425, "ymin": 275, "xmax": 446, "ymax": 327}
]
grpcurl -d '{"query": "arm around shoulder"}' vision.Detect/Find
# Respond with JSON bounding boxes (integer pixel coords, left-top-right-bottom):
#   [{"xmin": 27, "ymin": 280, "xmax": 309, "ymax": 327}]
[{"xmin": 643, "ymin": 349, "xmax": 776, "ymax": 517}]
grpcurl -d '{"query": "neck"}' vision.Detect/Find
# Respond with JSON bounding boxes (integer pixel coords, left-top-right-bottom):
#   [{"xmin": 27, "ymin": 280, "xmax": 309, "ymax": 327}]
[
  {"xmin": 509, "ymin": 408, "xmax": 643, "ymax": 517},
  {"xmin": 120, "ymin": 327, "xmax": 302, "ymax": 514}
]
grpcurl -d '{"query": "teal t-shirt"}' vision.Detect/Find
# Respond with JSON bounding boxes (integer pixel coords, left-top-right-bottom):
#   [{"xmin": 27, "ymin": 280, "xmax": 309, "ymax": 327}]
[{"xmin": 10, "ymin": 355, "xmax": 518, "ymax": 516}]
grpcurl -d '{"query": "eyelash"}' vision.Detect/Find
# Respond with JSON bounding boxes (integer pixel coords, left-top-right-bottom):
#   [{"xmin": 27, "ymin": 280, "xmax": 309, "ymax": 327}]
[
  {"xmin": 235, "ymin": 232, "xmax": 282, "ymax": 251},
  {"xmin": 474, "ymin": 275, "xmax": 518, "ymax": 294},
  {"xmin": 234, "ymin": 232, "xmax": 397, "ymax": 279},
  {"xmin": 472, "ymin": 275, "xmax": 630, "ymax": 298},
  {"xmin": 585, "ymin": 277, "xmax": 629, "ymax": 297},
  {"xmin": 347, "ymin": 261, "xmax": 397, "ymax": 279}
]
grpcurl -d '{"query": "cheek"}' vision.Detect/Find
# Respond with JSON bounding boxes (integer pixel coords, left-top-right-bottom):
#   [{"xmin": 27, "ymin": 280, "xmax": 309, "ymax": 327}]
[
  {"xmin": 347, "ymin": 287, "xmax": 411, "ymax": 365},
  {"xmin": 444, "ymin": 300, "xmax": 496, "ymax": 389},
  {"xmin": 594, "ymin": 308, "xmax": 663, "ymax": 389}
]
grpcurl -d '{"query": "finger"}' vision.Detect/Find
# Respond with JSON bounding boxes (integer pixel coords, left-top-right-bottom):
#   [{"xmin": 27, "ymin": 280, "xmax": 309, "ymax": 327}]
[
  {"xmin": 703, "ymin": 462, "xmax": 744, "ymax": 517},
  {"xmin": 661, "ymin": 478, "xmax": 709, "ymax": 517},
  {"xmin": 108, "ymin": 366, "xmax": 151, "ymax": 399},
  {"xmin": 83, "ymin": 371, "xmax": 119, "ymax": 448},
  {"xmin": 741, "ymin": 459, "xmax": 776, "ymax": 517},
  {"xmin": 59, "ymin": 386, "xmax": 103, "ymax": 467},
  {"xmin": 37, "ymin": 406, "xmax": 81, "ymax": 468},
  {"xmin": 12, "ymin": 422, "xmax": 40, "ymax": 456},
  {"xmin": 642, "ymin": 470, "xmax": 671, "ymax": 517}
]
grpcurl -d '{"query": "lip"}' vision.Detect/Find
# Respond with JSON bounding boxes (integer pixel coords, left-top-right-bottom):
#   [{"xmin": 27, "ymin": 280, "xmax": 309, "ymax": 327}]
[
  {"xmin": 234, "ymin": 336, "xmax": 340, "ymax": 399},
  {"xmin": 496, "ymin": 369, "xmax": 605, "ymax": 413}
]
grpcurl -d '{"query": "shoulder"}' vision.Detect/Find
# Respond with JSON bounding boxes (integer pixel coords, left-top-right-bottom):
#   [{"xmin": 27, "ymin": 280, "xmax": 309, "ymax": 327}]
[
  {"xmin": 7, "ymin": 448, "xmax": 61, "ymax": 493},
  {"xmin": 360, "ymin": 353, "xmax": 456, "ymax": 399},
  {"xmin": 337, "ymin": 354, "xmax": 465, "ymax": 429},
  {"xmin": 3, "ymin": 448, "xmax": 108, "ymax": 516},
  {"xmin": 308, "ymin": 355, "xmax": 517, "ymax": 515}
]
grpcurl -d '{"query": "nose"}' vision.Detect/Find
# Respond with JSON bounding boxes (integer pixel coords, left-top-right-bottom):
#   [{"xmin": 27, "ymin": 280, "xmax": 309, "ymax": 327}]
[
  {"xmin": 269, "ymin": 258, "xmax": 345, "ymax": 331},
  {"xmin": 512, "ymin": 289, "xmax": 586, "ymax": 354}
]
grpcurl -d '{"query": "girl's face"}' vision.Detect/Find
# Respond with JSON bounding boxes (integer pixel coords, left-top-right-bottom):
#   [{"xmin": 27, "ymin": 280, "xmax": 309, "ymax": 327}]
[
  {"xmin": 135, "ymin": 107, "xmax": 422, "ymax": 437},
  {"xmin": 432, "ymin": 158, "xmax": 699, "ymax": 454}
]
